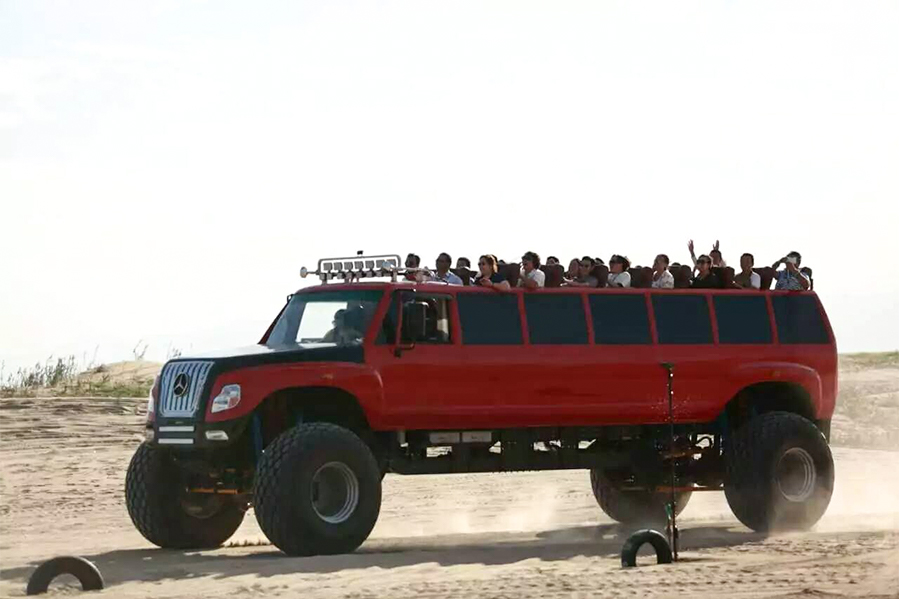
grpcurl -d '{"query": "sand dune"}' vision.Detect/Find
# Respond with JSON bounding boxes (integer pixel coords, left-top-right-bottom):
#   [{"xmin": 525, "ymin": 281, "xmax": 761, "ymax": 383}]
[{"xmin": 0, "ymin": 363, "xmax": 897, "ymax": 598}]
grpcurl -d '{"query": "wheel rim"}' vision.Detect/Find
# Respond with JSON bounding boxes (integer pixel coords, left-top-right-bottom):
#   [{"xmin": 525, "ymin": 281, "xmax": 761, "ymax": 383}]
[
  {"xmin": 180, "ymin": 493, "xmax": 224, "ymax": 519},
  {"xmin": 775, "ymin": 447, "xmax": 817, "ymax": 502},
  {"xmin": 310, "ymin": 461, "xmax": 359, "ymax": 524}
]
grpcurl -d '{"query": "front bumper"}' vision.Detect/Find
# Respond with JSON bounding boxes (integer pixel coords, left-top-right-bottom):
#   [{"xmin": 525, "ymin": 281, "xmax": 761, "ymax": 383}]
[{"xmin": 147, "ymin": 415, "xmax": 250, "ymax": 449}]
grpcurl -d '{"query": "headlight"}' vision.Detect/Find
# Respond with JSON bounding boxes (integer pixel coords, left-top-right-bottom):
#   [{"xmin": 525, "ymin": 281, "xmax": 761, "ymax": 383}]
[{"xmin": 211, "ymin": 384, "xmax": 241, "ymax": 414}]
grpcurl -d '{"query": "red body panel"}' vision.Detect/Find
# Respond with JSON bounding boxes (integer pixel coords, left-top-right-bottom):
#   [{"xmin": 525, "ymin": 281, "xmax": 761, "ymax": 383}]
[{"xmin": 208, "ymin": 283, "xmax": 837, "ymax": 430}]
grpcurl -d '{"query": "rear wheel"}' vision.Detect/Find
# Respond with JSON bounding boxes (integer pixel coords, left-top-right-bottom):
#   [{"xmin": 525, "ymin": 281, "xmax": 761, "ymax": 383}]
[
  {"xmin": 253, "ymin": 423, "xmax": 382, "ymax": 556},
  {"xmin": 590, "ymin": 469, "xmax": 692, "ymax": 524},
  {"xmin": 125, "ymin": 443, "xmax": 245, "ymax": 549},
  {"xmin": 725, "ymin": 412, "xmax": 833, "ymax": 532}
]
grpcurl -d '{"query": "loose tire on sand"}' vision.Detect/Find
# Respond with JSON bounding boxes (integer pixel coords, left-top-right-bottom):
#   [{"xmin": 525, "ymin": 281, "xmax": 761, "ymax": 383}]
[
  {"xmin": 590, "ymin": 469, "xmax": 691, "ymax": 525},
  {"xmin": 725, "ymin": 411, "xmax": 833, "ymax": 532},
  {"xmin": 254, "ymin": 423, "xmax": 382, "ymax": 556},
  {"xmin": 125, "ymin": 442, "xmax": 245, "ymax": 549},
  {"xmin": 26, "ymin": 556, "xmax": 104, "ymax": 595},
  {"xmin": 620, "ymin": 529, "xmax": 673, "ymax": 567}
]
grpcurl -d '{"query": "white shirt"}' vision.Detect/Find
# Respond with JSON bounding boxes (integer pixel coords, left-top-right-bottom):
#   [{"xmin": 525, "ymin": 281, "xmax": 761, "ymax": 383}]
[
  {"xmin": 607, "ymin": 271, "xmax": 631, "ymax": 288},
  {"xmin": 651, "ymin": 270, "xmax": 674, "ymax": 289},
  {"xmin": 748, "ymin": 271, "xmax": 761, "ymax": 289},
  {"xmin": 517, "ymin": 268, "xmax": 546, "ymax": 288}
]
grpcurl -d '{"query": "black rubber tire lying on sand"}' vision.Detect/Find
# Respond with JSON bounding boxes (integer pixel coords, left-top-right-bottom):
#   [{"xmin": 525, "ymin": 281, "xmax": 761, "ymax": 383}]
[
  {"xmin": 590, "ymin": 469, "xmax": 692, "ymax": 525},
  {"xmin": 254, "ymin": 423, "xmax": 382, "ymax": 556},
  {"xmin": 725, "ymin": 411, "xmax": 834, "ymax": 532},
  {"xmin": 26, "ymin": 556, "xmax": 104, "ymax": 595},
  {"xmin": 620, "ymin": 529, "xmax": 673, "ymax": 567},
  {"xmin": 125, "ymin": 442, "xmax": 245, "ymax": 549}
]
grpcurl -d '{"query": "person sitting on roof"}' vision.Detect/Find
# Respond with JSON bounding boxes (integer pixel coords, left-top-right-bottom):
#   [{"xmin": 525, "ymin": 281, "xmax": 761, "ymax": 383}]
[
  {"xmin": 428, "ymin": 252, "xmax": 463, "ymax": 285},
  {"xmin": 404, "ymin": 253, "xmax": 421, "ymax": 282},
  {"xmin": 566, "ymin": 258, "xmax": 580, "ymax": 280},
  {"xmin": 688, "ymin": 239, "xmax": 726, "ymax": 273},
  {"xmin": 564, "ymin": 256, "xmax": 599, "ymax": 287},
  {"xmin": 733, "ymin": 253, "xmax": 761, "ymax": 289},
  {"xmin": 607, "ymin": 255, "xmax": 632, "ymax": 288},
  {"xmin": 690, "ymin": 254, "xmax": 722, "ymax": 288},
  {"xmin": 517, "ymin": 251, "xmax": 545, "ymax": 289},
  {"xmin": 474, "ymin": 254, "xmax": 511, "ymax": 290},
  {"xmin": 772, "ymin": 251, "xmax": 810, "ymax": 291},
  {"xmin": 801, "ymin": 266, "xmax": 814, "ymax": 290},
  {"xmin": 651, "ymin": 254, "xmax": 675, "ymax": 289}
]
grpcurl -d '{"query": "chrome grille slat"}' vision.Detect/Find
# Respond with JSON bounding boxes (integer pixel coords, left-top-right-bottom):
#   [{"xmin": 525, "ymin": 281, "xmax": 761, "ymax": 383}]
[{"xmin": 159, "ymin": 361, "xmax": 213, "ymax": 418}]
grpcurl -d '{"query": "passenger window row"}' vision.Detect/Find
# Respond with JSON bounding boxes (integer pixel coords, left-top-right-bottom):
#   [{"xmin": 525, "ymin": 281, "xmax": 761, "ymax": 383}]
[{"xmin": 455, "ymin": 293, "xmax": 828, "ymax": 346}]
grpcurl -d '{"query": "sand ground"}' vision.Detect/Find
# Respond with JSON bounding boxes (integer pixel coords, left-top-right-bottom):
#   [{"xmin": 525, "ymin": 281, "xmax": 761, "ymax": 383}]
[{"xmin": 0, "ymin": 363, "xmax": 897, "ymax": 598}]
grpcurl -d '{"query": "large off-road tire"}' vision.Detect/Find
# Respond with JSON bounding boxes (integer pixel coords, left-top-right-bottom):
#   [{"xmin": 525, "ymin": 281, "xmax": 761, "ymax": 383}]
[
  {"xmin": 590, "ymin": 469, "xmax": 692, "ymax": 524},
  {"xmin": 125, "ymin": 442, "xmax": 245, "ymax": 549},
  {"xmin": 725, "ymin": 411, "xmax": 834, "ymax": 532},
  {"xmin": 253, "ymin": 423, "xmax": 382, "ymax": 556}
]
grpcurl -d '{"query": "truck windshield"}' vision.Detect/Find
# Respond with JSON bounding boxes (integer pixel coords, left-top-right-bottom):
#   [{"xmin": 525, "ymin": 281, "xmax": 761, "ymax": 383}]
[{"xmin": 266, "ymin": 290, "xmax": 383, "ymax": 348}]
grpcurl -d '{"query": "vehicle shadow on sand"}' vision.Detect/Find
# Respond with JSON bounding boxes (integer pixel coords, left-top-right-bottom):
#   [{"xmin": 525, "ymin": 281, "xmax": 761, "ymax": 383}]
[{"xmin": 1, "ymin": 523, "xmax": 767, "ymax": 589}]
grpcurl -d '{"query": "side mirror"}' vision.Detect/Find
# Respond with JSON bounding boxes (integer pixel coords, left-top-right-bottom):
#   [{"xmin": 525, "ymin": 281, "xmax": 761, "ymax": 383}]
[{"xmin": 402, "ymin": 302, "xmax": 428, "ymax": 342}]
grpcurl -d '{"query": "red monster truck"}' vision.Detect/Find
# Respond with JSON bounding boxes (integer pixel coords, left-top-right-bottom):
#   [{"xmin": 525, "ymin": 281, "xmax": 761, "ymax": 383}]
[{"xmin": 126, "ymin": 254, "xmax": 836, "ymax": 555}]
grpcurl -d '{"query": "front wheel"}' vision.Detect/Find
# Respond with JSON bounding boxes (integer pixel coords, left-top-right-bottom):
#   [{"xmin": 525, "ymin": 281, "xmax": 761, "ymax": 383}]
[
  {"xmin": 724, "ymin": 412, "xmax": 834, "ymax": 532},
  {"xmin": 253, "ymin": 423, "xmax": 382, "ymax": 556},
  {"xmin": 125, "ymin": 443, "xmax": 245, "ymax": 549}
]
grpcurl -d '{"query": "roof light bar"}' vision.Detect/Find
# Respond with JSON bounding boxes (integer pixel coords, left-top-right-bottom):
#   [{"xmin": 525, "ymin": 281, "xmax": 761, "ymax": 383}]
[{"xmin": 301, "ymin": 254, "xmax": 402, "ymax": 282}]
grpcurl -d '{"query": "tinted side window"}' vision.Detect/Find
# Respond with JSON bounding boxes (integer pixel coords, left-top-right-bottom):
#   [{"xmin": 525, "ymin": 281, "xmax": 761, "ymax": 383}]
[
  {"xmin": 653, "ymin": 295, "xmax": 713, "ymax": 344},
  {"xmin": 589, "ymin": 295, "xmax": 651, "ymax": 344},
  {"xmin": 772, "ymin": 295, "xmax": 830, "ymax": 344},
  {"xmin": 714, "ymin": 296, "xmax": 772, "ymax": 344},
  {"xmin": 458, "ymin": 294, "xmax": 523, "ymax": 345},
  {"xmin": 376, "ymin": 295, "xmax": 398, "ymax": 345},
  {"xmin": 524, "ymin": 295, "xmax": 588, "ymax": 344}
]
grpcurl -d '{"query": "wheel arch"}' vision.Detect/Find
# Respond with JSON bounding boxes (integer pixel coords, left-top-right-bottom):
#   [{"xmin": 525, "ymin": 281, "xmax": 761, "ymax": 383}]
[
  {"xmin": 251, "ymin": 386, "xmax": 380, "ymax": 450},
  {"xmin": 722, "ymin": 381, "xmax": 816, "ymax": 432}
]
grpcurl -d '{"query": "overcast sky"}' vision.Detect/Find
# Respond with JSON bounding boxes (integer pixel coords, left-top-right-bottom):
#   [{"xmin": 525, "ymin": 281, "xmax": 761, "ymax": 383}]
[{"xmin": 2, "ymin": 0, "xmax": 897, "ymax": 373}]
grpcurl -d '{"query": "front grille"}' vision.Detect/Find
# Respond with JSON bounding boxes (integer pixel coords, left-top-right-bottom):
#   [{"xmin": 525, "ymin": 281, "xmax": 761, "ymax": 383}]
[{"xmin": 158, "ymin": 361, "xmax": 214, "ymax": 417}]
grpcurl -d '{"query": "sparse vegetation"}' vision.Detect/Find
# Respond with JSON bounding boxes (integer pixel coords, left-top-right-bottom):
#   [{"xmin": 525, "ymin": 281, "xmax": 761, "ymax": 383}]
[{"xmin": 1, "ymin": 348, "xmax": 159, "ymax": 399}]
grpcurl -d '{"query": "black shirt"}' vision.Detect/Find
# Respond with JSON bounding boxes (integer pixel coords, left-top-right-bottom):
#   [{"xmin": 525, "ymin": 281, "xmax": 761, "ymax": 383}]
[
  {"xmin": 474, "ymin": 272, "xmax": 506, "ymax": 286},
  {"xmin": 690, "ymin": 271, "xmax": 722, "ymax": 289}
]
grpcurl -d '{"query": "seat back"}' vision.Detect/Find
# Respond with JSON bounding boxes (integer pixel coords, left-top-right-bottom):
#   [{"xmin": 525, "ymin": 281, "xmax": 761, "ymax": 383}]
[
  {"xmin": 674, "ymin": 265, "xmax": 693, "ymax": 288},
  {"xmin": 500, "ymin": 263, "xmax": 520, "ymax": 287},
  {"xmin": 591, "ymin": 265, "xmax": 609, "ymax": 288},
  {"xmin": 452, "ymin": 268, "xmax": 474, "ymax": 286},
  {"xmin": 628, "ymin": 267, "xmax": 643, "ymax": 288},
  {"xmin": 541, "ymin": 264, "xmax": 565, "ymax": 288},
  {"xmin": 754, "ymin": 267, "xmax": 775, "ymax": 290},
  {"xmin": 640, "ymin": 267, "xmax": 653, "ymax": 289}
]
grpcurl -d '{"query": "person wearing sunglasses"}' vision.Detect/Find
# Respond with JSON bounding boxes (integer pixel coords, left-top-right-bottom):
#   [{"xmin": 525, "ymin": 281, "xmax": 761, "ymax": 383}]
[
  {"xmin": 517, "ymin": 251, "xmax": 546, "ymax": 289},
  {"xmin": 564, "ymin": 256, "xmax": 599, "ymax": 287},
  {"xmin": 690, "ymin": 254, "xmax": 722, "ymax": 288},
  {"xmin": 474, "ymin": 254, "xmax": 511, "ymax": 290},
  {"xmin": 607, "ymin": 255, "xmax": 632, "ymax": 288}
]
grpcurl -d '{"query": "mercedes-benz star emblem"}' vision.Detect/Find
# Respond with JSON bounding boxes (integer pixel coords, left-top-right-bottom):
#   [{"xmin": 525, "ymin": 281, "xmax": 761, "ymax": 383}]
[{"xmin": 172, "ymin": 373, "xmax": 190, "ymax": 397}]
